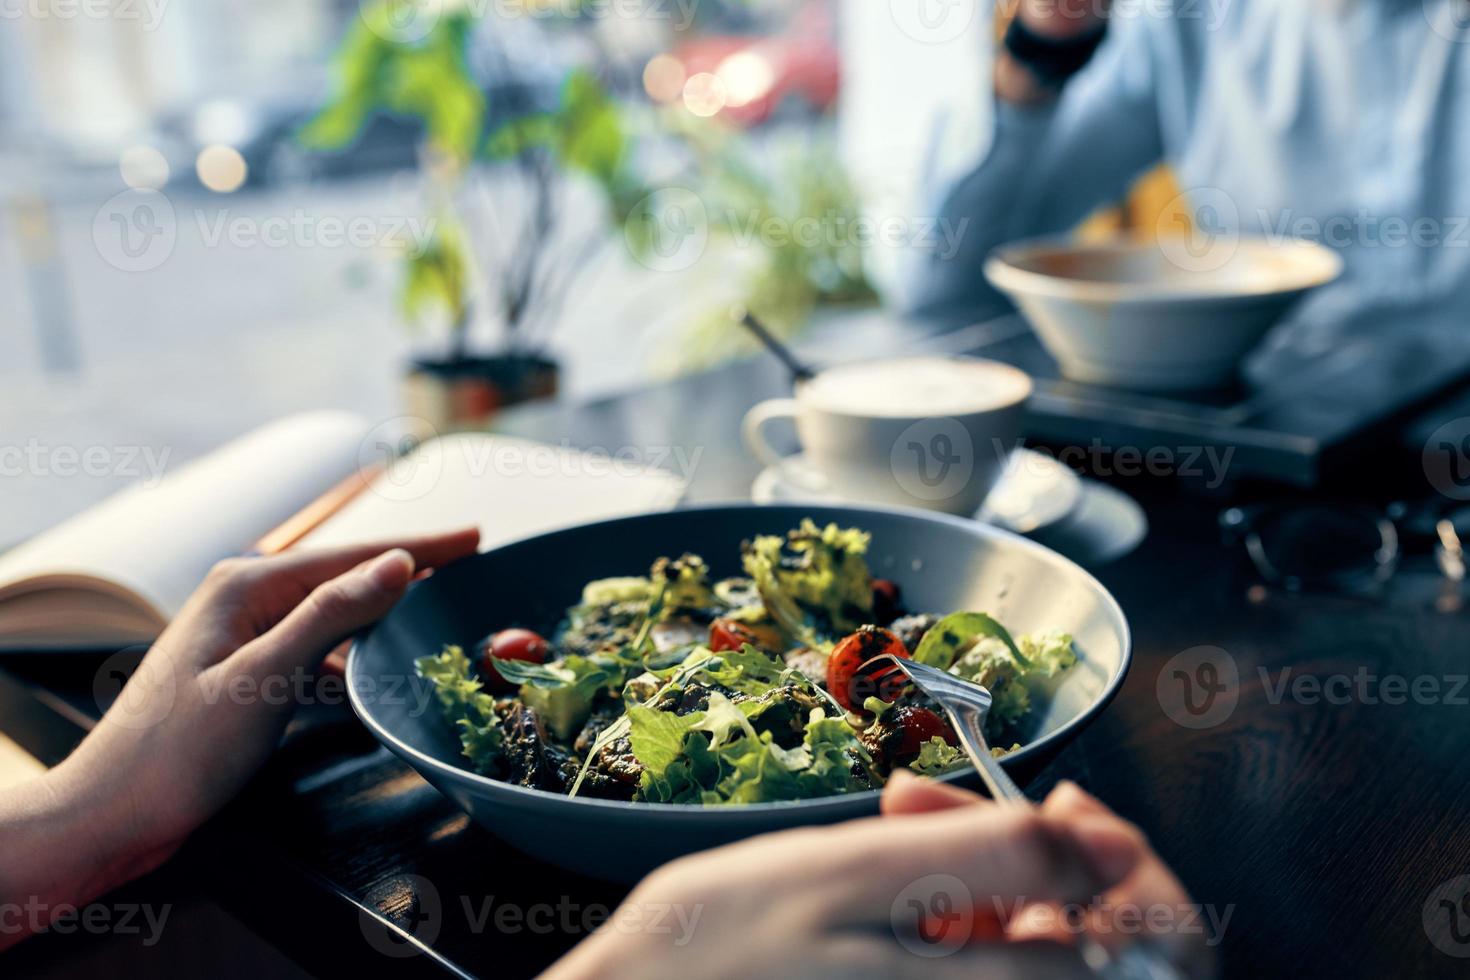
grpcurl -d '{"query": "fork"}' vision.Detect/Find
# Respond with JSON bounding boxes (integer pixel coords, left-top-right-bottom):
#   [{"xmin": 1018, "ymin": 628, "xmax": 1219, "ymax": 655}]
[{"xmin": 862, "ymin": 654, "xmax": 1187, "ymax": 980}]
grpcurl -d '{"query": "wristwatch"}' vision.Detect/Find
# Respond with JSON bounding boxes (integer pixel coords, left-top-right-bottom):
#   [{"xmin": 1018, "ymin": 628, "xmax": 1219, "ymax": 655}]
[{"xmin": 1001, "ymin": 16, "xmax": 1107, "ymax": 88}]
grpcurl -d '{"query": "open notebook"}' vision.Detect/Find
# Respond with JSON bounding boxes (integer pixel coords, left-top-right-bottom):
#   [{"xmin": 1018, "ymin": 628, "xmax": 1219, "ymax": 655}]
[{"xmin": 0, "ymin": 411, "xmax": 686, "ymax": 650}]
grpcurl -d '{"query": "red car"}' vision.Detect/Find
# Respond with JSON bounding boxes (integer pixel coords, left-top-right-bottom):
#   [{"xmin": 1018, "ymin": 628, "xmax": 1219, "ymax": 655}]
[{"xmin": 668, "ymin": 1, "xmax": 839, "ymax": 127}]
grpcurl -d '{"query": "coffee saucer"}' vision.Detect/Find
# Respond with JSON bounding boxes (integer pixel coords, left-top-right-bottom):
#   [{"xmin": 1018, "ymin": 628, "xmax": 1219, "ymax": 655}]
[{"xmin": 751, "ymin": 448, "xmax": 1083, "ymax": 536}]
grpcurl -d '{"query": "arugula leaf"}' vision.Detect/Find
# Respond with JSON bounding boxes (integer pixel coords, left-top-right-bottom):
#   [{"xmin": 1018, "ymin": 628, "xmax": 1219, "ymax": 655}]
[
  {"xmin": 912, "ymin": 612, "xmax": 1031, "ymax": 670},
  {"xmin": 490, "ymin": 657, "xmax": 590, "ymax": 688},
  {"xmin": 678, "ymin": 645, "xmax": 790, "ymax": 694}
]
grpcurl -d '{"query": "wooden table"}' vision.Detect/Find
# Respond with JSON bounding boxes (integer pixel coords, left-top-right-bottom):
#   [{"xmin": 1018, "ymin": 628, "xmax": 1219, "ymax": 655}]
[{"xmin": 3, "ymin": 325, "xmax": 1468, "ymax": 979}]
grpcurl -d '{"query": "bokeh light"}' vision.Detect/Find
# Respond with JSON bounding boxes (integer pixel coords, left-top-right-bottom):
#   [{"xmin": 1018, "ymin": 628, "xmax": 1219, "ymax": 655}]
[
  {"xmin": 119, "ymin": 145, "xmax": 170, "ymax": 190},
  {"xmin": 718, "ymin": 52, "xmax": 775, "ymax": 108},
  {"xmin": 682, "ymin": 72, "xmax": 728, "ymax": 118},
  {"xmin": 643, "ymin": 54, "xmax": 687, "ymax": 105},
  {"xmin": 195, "ymin": 144, "xmax": 248, "ymax": 193}
]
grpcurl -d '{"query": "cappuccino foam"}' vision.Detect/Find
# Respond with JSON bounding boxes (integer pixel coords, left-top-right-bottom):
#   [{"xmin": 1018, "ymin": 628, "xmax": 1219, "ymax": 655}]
[{"xmin": 802, "ymin": 357, "xmax": 1029, "ymax": 417}]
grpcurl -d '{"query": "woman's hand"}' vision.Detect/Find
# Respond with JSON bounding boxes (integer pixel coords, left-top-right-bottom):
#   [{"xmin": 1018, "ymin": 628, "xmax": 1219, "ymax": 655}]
[
  {"xmin": 879, "ymin": 774, "xmax": 1215, "ymax": 976},
  {"xmin": 0, "ymin": 528, "xmax": 479, "ymax": 948},
  {"xmin": 548, "ymin": 774, "xmax": 1213, "ymax": 980}
]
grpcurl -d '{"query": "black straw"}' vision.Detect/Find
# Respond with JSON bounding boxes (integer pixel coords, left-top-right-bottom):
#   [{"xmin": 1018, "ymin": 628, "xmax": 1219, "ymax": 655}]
[{"xmin": 735, "ymin": 308, "xmax": 815, "ymax": 382}]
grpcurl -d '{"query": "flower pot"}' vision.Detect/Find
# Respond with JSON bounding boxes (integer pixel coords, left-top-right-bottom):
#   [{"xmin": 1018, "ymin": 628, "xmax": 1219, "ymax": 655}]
[{"xmin": 402, "ymin": 352, "xmax": 559, "ymax": 432}]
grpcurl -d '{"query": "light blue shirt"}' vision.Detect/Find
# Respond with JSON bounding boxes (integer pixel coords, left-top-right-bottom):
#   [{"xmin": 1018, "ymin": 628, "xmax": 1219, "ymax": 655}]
[{"xmin": 902, "ymin": 0, "xmax": 1470, "ymax": 360}]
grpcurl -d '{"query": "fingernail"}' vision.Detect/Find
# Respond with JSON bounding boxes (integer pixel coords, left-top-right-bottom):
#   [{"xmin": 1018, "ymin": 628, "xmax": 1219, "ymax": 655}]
[
  {"xmin": 886, "ymin": 768, "xmax": 917, "ymax": 786},
  {"xmin": 365, "ymin": 549, "xmax": 414, "ymax": 590},
  {"xmin": 1047, "ymin": 780, "xmax": 1085, "ymax": 807}
]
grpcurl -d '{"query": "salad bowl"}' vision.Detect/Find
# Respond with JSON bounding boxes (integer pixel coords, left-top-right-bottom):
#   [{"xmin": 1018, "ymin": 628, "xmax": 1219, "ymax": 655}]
[{"xmin": 347, "ymin": 503, "xmax": 1131, "ymax": 882}]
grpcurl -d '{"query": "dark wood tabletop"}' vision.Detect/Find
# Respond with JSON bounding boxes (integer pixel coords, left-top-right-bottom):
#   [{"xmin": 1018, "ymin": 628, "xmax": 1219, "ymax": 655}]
[{"xmin": 4, "ymin": 319, "xmax": 1470, "ymax": 979}]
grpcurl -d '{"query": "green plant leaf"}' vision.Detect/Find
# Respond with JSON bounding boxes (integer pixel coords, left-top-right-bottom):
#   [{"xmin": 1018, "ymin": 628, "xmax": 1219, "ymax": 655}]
[
  {"xmin": 300, "ymin": 2, "xmax": 482, "ymax": 164},
  {"xmin": 401, "ymin": 218, "xmax": 470, "ymax": 328}
]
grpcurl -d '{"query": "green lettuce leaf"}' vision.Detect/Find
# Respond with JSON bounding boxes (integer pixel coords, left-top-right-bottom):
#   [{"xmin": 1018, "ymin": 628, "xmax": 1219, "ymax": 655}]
[
  {"xmin": 628, "ymin": 691, "xmax": 870, "ymax": 806},
  {"xmin": 912, "ymin": 612, "xmax": 1030, "ymax": 670},
  {"xmin": 513, "ymin": 575, "xmax": 679, "ymax": 741},
  {"xmin": 946, "ymin": 636, "xmax": 1031, "ymax": 731},
  {"xmin": 943, "ymin": 629, "xmax": 1076, "ymax": 733},
  {"xmin": 651, "ymin": 554, "xmax": 717, "ymax": 615},
  {"xmin": 905, "ymin": 735, "xmax": 1013, "ymax": 777},
  {"xmin": 798, "ymin": 713, "xmax": 873, "ymax": 797},
  {"xmin": 1016, "ymin": 629, "xmax": 1078, "ymax": 677},
  {"xmin": 908, "ymin": 736, "xmax": 967, "ymax": 777},
  {"xmin": 414, "ymin": 645, "xmax": 503, "ymax": 774},
  {"xmin": 909, "ymin": 614, "xmax": 1076, "ymax": 736},
  {"xmin": 578, "ymin": 576, "xmax": 653, "ymax": 608},
  {"xmin": 741, "ymin": 520, "xmax": 874, "ymax": 647},
  {"xmin": 492, "ymin": 651, "xmax": 632, "ymax": 741},
  {"xmin": 626, "ymin": 697, "xmax": 737, "ymax": 803},
  {"xmin": 567, "ymin": 554, "xmax": 710, "ymax": 637}
]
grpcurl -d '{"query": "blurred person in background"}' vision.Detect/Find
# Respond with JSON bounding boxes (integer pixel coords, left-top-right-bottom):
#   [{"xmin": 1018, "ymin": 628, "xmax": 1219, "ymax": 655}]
[{"xmin": 900, "ymin": 0, "xmax": 1470, "ymax": 363}]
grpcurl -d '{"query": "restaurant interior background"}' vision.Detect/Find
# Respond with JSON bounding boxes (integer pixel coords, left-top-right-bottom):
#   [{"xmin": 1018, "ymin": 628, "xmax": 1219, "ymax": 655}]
[
  {"xmin": 8, "ymin": 3, "xmax": 1470, "ymax": 977},
  {"xmin": 2, "ymin": 0, "xmax": 1136, "ymax": 545}
]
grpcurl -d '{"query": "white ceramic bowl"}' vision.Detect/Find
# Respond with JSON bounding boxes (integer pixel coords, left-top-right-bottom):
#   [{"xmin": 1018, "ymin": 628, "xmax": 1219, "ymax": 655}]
[{"xmin": 985, "ymin": 236, "xmax": 1343, "ymax": 390}]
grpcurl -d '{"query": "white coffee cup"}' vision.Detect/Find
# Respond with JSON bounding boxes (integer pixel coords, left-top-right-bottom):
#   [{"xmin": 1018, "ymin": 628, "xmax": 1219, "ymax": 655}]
[{"xmin": 742, "ymin": 356, "xmax": 1033, "ymax": 516}]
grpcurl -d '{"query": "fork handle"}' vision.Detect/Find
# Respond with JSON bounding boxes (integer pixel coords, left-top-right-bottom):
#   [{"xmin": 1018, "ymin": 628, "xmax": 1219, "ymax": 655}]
[{"xmin": 950, "ymin": 703, "xmax": 1030, "ymax": 804}]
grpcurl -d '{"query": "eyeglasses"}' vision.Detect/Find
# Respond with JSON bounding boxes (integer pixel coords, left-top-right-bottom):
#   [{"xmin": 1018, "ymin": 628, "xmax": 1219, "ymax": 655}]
[{"xmin": 1219, "ymin": 500, "xmax": 1469, "ymax": 593}]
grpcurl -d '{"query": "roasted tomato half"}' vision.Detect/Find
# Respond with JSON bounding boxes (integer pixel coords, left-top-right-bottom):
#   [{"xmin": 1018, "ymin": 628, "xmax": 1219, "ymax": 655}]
[
  {"xmin": 708, "ymin": 618, "xmax": 784, "ymax": 653},
  {"xmin": 826, "ymin": 626, "xmax": 910, "ymax": 712}
]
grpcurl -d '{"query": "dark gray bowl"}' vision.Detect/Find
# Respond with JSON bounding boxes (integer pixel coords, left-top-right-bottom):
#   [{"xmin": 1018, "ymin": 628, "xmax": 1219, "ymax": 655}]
[{"xmin": 347, "ymin": 504, "xmax": 1131, "ymax": 882}]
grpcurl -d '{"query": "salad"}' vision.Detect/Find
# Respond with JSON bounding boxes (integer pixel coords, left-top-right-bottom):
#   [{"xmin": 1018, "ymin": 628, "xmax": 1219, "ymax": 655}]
[{"xmin": 416, "ymin": 520, "xmax": 1076, "ymax": 806}]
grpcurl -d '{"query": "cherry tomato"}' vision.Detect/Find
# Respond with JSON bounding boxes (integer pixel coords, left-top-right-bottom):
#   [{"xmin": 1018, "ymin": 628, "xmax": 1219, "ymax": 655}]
[
  {"xmin": 871, "ymin": 578, "xmax": 902, "ymax": 624},
  {"xmin": 708, "ymin": 618, "xmax": 783, "ymax": 653},
  {"xmin": 478, "ymin": 628, "xmax": 549, "ymax": 691},
  {"xmin": 826, "ymin": 626, "xmax": 910, "ymax": 712},
  {"xmin": 893, "ymin": 706, "xmax": 960, "ymax": 757}
]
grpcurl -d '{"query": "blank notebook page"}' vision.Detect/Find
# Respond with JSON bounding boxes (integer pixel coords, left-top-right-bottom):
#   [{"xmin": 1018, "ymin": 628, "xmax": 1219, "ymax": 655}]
[{"xmin": 296, "ymin": 433, "xmax": 687, "ymax": 553}]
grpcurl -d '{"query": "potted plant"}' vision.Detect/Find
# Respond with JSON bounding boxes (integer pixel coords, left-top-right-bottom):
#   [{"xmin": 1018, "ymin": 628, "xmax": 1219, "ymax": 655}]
[
  {"xmin": 301, "ymin": 0, "xmax": 881, "ymax": 418},
  {"xmin": 300, "ymin": 1, "xmax": 648, "ymax": 430}
]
